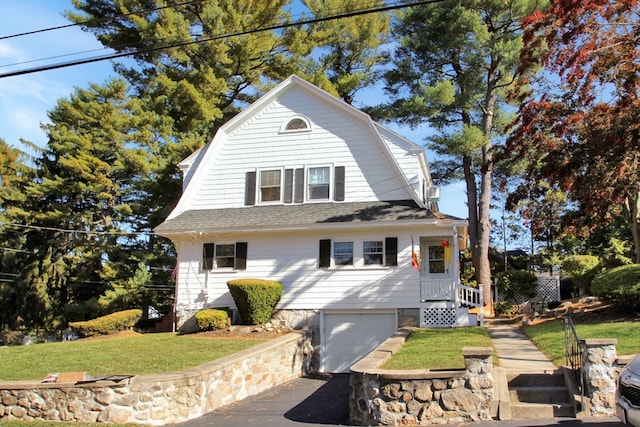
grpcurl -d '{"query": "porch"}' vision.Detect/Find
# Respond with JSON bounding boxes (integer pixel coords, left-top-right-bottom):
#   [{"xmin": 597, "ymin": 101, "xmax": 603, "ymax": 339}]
[{"xmin": 419, "ymin": 279, "xmax": 486, "ymax": 328}]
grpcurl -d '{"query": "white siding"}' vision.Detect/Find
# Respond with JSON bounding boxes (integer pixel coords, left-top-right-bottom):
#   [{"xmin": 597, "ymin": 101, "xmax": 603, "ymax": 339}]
[
  {"xmin": 180, "ymin": 90, "xmax": 414, "ymax": 212},
  {"xmin": 172, "ymin": 228, "xmax": 451, "ymax": 313}
]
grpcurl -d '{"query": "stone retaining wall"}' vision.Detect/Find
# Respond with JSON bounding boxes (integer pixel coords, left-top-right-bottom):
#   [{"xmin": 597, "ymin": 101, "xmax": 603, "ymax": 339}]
[
  {"xmin": 581, "ymin": 338, "xmax": 618, "ymax": 417},
  {"xmin": 0, "ymin": 330, "xmax": 312, "ymax": 425},
  {"xmin": 350, "ymin": 328, "xmax": 495, "ymax": 426}
]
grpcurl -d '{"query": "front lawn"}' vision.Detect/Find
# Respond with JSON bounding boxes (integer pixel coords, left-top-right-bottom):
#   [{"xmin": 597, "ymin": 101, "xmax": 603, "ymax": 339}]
[
  {"xmin": 0, "ymin": 332, "xmax": 268, "ymax": 381},
  {"xmin": 382, "ymin": 327, "xmax": 494, "ymax": 370},
  {"xmin": 522, "ymin": 319, "xmax": 640, "ymax": 367}
]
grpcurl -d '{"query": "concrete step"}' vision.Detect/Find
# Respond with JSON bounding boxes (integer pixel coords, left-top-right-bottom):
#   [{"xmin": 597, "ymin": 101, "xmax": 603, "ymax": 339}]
[
  {"xmin": 507, "ymin": 371, "xmax": 566, "ymax": 387},
  {"xmin": 506, "ymin": 371, "xmax": 576, "ymax": 419},
  {"xmin": 509, "ymin": 386, "xmax": 572, "ymax": 404},
  {"xmin": 510, "ymin": 402, "xmax": 576, "ymax": 419}
]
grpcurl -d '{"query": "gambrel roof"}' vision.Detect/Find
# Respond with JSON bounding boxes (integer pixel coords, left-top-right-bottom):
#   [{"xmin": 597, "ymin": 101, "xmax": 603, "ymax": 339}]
[{"xmin": 155, "ymin": 75, "xmax": 465, "ymax": 237}]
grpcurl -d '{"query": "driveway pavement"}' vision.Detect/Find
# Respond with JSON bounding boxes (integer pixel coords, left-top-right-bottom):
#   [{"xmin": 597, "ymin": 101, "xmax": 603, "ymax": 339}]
[
  {"xmin": 172, "ymin": 373, "xmax": 624, "ymax": 427},
  {"xmin": 173, "ymin": 373, "xmax": 350, "ymax": 427}
]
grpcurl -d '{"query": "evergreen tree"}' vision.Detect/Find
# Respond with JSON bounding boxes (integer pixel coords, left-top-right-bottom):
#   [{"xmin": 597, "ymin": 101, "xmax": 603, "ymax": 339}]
[
  {"xmin": 299, "ymin": 0, "xmax": 391, "ymax": 104},
  {"xmin": 376, "ymin": 0, "xmax": 543, "ymax": 303},
  {"xmin": 6, "ymin": 80, "xmax": 173, "ymax": 331},
  {"xmin": 0, "ymin": 139, "xmax": 34, "ymax": 330}
]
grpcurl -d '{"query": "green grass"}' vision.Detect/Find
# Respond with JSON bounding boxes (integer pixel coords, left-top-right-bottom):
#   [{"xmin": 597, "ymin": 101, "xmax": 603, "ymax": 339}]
[
  {"xmin": 522, "ymin": 319, "xmax": 640, "ymax": 366},
  {"xmin": 382, "ymin": 327, "xmax": 494, "ymax": 370},
  {"xmin": 0, "ymin": 332, "xmax": 267, "ymax": 381}
]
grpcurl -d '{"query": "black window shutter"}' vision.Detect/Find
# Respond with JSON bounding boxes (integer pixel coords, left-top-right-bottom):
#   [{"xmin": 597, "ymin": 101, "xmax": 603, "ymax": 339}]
[
  {"xmin": 385, "ymin": 237, "xmax": 398, "ymax": 267},
  {"xmin": 284, "ymin": 169, "xmax": 293, "ymax": 203},
  {"xmin": 203, "ymin": 243, "xmax": 215, "ymax": 270},
  {"xmin": 319, "ymin": 239, "xmax": 331, "ymax": 268},
  {"xmin": 334, "ymin": 166, "xmax": 345, "ymax": 201},
  {"xmin": 235, "ymin": 242, "xmax": 247, "ymax": 270},
  {"xmin": 245, "ymin": 171, "xmax": 256, "ymax": 206},
  {"xmin": 294, "ymin": 168, "xmax": 304, "ymax": 203}
]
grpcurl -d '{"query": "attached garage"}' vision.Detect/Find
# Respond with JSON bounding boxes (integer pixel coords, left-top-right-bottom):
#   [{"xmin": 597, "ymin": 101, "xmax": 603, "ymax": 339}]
[{"xmin": 321, "ymin": 310, "xmax": 397, "ymax": 373}]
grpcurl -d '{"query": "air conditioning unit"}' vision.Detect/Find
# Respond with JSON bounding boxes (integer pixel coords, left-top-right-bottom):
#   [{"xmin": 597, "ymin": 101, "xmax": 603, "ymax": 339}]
[{"xmin": 427, "ymin": 186, "xmax": 440, "ymax": 202}]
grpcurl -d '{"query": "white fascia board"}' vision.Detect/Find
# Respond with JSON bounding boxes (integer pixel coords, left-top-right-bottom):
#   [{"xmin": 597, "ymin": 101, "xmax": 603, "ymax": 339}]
[{"xmin": 154, "ymin": 217, "xmax": 469, "ymax": 238}]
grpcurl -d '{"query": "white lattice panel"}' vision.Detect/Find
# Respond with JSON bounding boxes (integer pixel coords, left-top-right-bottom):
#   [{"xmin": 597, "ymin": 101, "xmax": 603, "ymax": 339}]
[
  {"xmin": 536, "ymin": 276, "xmax": 560, "ymax": 301},
  {"xmin": 420, "ymin": 302, "xmax": 457, "ymax": 327},
  {"xmin": 496, "ymin": 275, "xmax": 561, "ymax": 314}
]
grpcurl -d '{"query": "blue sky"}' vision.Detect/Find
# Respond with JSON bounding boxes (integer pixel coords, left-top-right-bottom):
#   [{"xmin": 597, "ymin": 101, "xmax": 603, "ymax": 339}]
[{"xmin": 0, "ymin": 1, "xmax": 468, "ymax": 219}]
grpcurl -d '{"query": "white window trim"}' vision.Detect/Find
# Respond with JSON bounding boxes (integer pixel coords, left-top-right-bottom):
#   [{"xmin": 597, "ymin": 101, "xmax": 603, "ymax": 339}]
[
  {"xmin": 306, "ymin": 164, "xmax": 334, "ymax": 203},
  {"xmin": 257, "ymin": 167, "xmax": 284, "ymax": 205}
]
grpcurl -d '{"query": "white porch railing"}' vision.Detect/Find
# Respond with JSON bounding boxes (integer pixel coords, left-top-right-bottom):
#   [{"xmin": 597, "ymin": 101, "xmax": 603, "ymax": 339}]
[
  {"xmin": 420, "ymin": 279, "xmax": 456, "ymax": 302},
  {"xmin": 420, "ymin": 281, "xmax": 485, "ymax": 327},
  {"xmin": 457, "ymin": 284, "xmax": 483, "ymax": 308}
]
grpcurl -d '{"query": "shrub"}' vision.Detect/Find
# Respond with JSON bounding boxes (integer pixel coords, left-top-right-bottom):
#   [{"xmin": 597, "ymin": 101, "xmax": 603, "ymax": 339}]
[
  {"xmin": 591, "ymin": 264, "xmax": 640, "ymax": 313},
  {"xmin": 227, "ymin": 278, "xmax": 283, "ymax": 325},
  {"xmin": 495, "ymin": 270, "xmax": 537, "ymax": 301},
  {"xmin": 69, "ymin": 309, "xmax": 142, "ymax": 338},
  {"xmin": 562, "ymin": 255, "xmax": 601, "ymax": 295},
  {"xmin": 195, "ymin": 309, "xmax": 231, "ymax": 331},
  {"xmin": 494, "ymin": 301, "xmax": 513, "ymax": 317}
]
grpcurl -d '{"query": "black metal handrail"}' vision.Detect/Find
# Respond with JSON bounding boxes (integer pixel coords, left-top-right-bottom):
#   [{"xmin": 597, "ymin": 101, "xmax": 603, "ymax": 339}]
[{"xmin": 564, "ymin": 314, "xmax": 584, "ymax": 400}]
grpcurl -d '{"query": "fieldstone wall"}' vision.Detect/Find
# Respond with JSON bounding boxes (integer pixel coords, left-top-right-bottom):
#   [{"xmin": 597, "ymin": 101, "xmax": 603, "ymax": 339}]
[
  {"xmin": 350, "ymin": 328, "xmax": 494, "ymax": 426},
  {"xmin": 0, "ymin": 330, "xmax": 312, "ymax": 425},
  {"xmin": 581, "ymin": 338, "xmax": 618, "ymax": 417}
]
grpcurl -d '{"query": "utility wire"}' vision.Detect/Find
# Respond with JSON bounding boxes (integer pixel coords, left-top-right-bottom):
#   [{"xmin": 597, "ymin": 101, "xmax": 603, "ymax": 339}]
[
  {"xmin": 5, "ymin": 223, "xmax": 155, "ymax": 236},
  {"xmin": 0, "ymin": 0, "xmax": 443, "ymax": 79},
  {"xmin": 0, "ymin": 0, "xmax": 207, "ymax": 40}
]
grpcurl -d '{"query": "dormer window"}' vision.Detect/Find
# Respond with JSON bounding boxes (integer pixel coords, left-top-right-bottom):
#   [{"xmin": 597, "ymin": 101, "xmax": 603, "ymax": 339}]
[{"xmin": 281, "ymin": 116, "xmax": 311, "ymax": 133}]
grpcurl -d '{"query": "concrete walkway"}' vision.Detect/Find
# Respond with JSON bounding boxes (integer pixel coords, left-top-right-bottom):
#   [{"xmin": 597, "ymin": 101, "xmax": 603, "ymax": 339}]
[{"xmin": 488, "ymin": 323, "xmax": 558, "ymax": 373}]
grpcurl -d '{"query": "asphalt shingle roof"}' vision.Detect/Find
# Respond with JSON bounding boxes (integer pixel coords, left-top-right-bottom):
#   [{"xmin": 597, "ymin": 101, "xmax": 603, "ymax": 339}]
[{"xmin": 155, "ymin": 200, "xmax": 459, "ymax": 234}]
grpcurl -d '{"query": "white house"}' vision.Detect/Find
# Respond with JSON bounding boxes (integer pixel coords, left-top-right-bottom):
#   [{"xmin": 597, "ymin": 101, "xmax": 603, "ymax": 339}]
[{"xmin": 154, "ymin": 75, "xmax": 478, "ymax": 373}]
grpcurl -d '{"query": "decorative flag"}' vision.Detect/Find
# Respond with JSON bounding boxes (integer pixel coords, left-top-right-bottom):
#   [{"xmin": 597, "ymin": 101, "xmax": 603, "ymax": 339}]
[
  {"xmin": 441, "ymin": 239, "xmax": 452, "ymax": 265},
  {"xmin": 411, "ymin": 236, "xmax": 420, "ymax": 270}
]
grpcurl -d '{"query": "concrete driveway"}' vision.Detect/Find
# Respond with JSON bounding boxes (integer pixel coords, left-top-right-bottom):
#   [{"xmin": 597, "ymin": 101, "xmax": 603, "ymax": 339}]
[{"xmin": 171, "ymin": 373, "xmax": 625, "ymax": 427}]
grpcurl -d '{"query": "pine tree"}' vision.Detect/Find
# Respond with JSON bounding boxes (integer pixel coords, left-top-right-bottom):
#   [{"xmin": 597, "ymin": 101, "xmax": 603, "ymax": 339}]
[{"xmin": 376, "ymin": 0, "xmax": 542, "ymax": 303}]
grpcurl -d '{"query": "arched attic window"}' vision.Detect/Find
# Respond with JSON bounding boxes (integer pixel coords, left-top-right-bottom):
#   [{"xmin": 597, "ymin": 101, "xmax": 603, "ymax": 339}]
[{"xmin": 280, "ymin": 116, "xmax": 311, "ymax": 133}]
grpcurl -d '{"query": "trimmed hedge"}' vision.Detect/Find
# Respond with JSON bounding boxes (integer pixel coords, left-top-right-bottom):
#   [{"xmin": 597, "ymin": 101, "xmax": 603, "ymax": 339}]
[
  {"xmin": 195, "ymin": 308, "xmax": 231, "ymax": 331},
  {"xmin": 495, "ymin": 270, "xmax": 537, "ymax": 301},
  {"xmin": 591, "ymin": 264, "xmax": 640, "ymax": 313},
  {"xmin": 69, "ymin": 309, "xmax": 142, "ymax": 338},
  {"xmin": 227, "ymin": 278, "xmax": 283, "ymax": 325}
]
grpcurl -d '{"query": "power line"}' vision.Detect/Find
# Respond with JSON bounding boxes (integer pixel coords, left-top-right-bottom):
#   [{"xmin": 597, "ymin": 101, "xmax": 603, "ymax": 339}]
[
  {"xmin": 4, "ymin": 223, "xmax": 155, "ymax": 236},
  {"xmin": 0, "ymin": 0, "xmax": 207, "ymax": 40},
  {"xmin": 0, "ymin": 0, "xmax": 443, "ymax": 79}
]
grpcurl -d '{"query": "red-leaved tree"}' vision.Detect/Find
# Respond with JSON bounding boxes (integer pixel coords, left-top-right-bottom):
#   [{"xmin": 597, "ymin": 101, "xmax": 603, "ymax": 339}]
[{"xmin": 507, "ymin": 0, "xmax": 640, "ymax": 262}]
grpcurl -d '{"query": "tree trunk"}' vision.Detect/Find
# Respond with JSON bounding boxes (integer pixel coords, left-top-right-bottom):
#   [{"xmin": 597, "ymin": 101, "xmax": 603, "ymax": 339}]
[
  {"xmin": 629, "ymin": 191, "xmax": 640, "ymax": 264},
  {"xmin": 477, "ymin": 65, "xmax": 498, "ymax": 309}
]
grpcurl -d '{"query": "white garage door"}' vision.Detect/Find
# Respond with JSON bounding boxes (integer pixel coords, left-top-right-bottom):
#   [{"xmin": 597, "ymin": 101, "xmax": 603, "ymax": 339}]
[{"xmin": 322, "ymin": 310, "xmax": 397, "ymax": 373}]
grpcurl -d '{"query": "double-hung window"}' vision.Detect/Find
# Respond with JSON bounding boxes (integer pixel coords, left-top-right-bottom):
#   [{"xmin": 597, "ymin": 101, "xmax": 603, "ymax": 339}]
[
  {"xmin": 333, "ymin": 241, "xmax": 353, "ymax": 266},
  {"xmin": 202, "ymin": 242, "xmax": 247, "ymax": 270},
  {"xmin": 363, "ymin": 241, "xmax": 384, "ymax": 266},
  {"xmin": 259, "ymin": 169, "xmax": 281, "ymax": 203},
  {"xmin": 319, "ymin": 238, "xmax": 397, "ymax": 268},
  {"xmin": 308, "ymin": 166, "xmax": 331, "ymax": 200}
]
